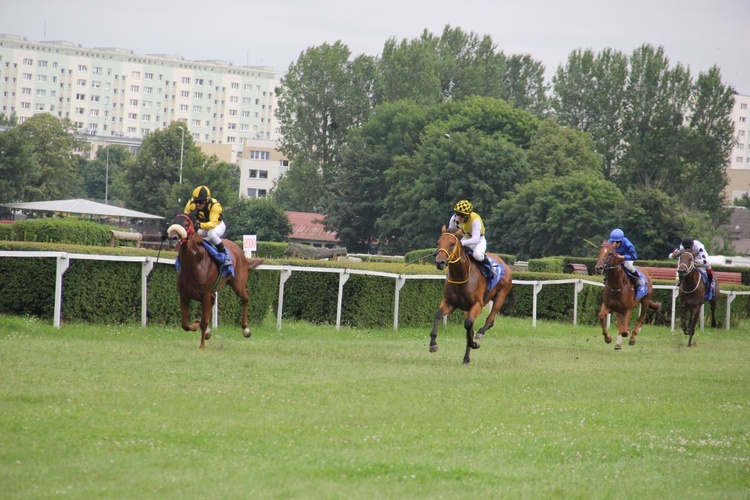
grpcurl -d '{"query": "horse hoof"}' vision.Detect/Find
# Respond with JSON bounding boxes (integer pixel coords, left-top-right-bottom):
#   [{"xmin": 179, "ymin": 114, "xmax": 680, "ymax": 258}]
[
  {"xmin": 204, "ymin": 329, "xmax": 212, "ymax": 340},
  {"xmin": 604, "ymin": 336, "xmax": 612, "ymax": 344},
  {"xmin": 614, "ymin": 344, "xmax": 622, "ymax": 351},
  {"xmin": 628, "ymin": 339, "xmax": 636, "ymax": 346},
  {"xmin": 474, "ymin": 333, "xmax": 484, "ymax": 342},
  {"xmin": 429, "ymin": 345, "xmax": 438, "ymax": 353},
  {"xmin": 242, "ymin": 327, "xmax": 251, "ymax": 338},
  {"xmin": 471, "ymin": 342, "xmax": 480, "ymax": 350},
  {"xmin": 463, "ymin": 359, "xmax": 470, "ymax": 365}
]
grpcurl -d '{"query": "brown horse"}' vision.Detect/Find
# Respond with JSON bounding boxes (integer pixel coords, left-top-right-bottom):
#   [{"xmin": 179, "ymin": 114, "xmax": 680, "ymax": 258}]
[
  {"xmin": 677, "ymin": 251, "xmax": 719, "ymax": 346},
  {"xmin": 595, "ymin": 240, "xmax": 661, "ymax": 350},
  {"xmin": 429, "ymin": 227, "xmax": 513, "ymax": 364},
  {"xmin": 166, "ymin": 214, "xmax": 264, "ymax": 349}
]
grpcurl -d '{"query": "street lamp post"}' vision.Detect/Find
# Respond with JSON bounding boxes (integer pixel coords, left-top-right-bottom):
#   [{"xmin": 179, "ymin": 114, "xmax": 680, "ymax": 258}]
[
  {"xmin": 178, "ymin": 125, "xmax": 185, "ymax": 185},
  {"xmin": 104, "ymin": 146, "xmax": 109, "ymax": 204}
]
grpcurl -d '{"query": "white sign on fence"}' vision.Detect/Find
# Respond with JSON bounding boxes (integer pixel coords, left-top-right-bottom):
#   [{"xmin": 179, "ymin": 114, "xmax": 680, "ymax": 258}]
[{"xmin": 243, "ymin": 234, "xmax": 257, "ymax": 258}]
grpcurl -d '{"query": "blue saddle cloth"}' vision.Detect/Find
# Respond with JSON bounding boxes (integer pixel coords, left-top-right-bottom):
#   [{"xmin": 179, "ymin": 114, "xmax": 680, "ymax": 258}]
[
  {"xmin": 486, "ymin": 257, "xmax": 505, "ymax": 291},
  {"xmin": 696, "ymin": 269, "xmax": 715, "ymax": 300},
  {"xmin": 628, "ymin": 269, "xmax": 649, "ymax": 300},
  {"xmin": 174, "ymin": 241, "xmax": 235, "ymax": 277}
]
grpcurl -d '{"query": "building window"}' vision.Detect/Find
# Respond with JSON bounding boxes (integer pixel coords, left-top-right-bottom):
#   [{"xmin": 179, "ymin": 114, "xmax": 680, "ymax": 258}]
[
  {"xmin": 22, "ymin": 73, "xmax": 32, "ymax": 81},
  {"xmin": 75, "ymin": 93, "xmax": 86, "ymax": 100},
  {"xmin": 38, "ymin": 60, "xmax": 48, "ymax": 68},
  {"xmin": 21, "ymin": 87, "xmax": 31, "ymax": 95},
  {"xmin": 246, "ymin": 188, "xmax": 267, "ymax": 198},
  {"xmin": 180, "ymin": 90, "xmax": 189, "ymax": 98},
  {"xmin": 193, "ymin": 105, "xmax": 202, "ymax": 112},
  {"xmin": 78, "ymin": 64, "xmax": 88, "ymax": 72},
  {"xmin": 23, "ymin": 58, "xmax": 33, "ymax": 66},
  {"xmin": 144, "ymin": 87, "xmax": 153, "ymax": 94},
  {"xmin": 37, "ymin": 74, "xmax": 47, "ymax": 83},
  {"xmin": 36, "ymin": 89, "xmax": 46, "ymax": 97},
  {"xmin": 128, "ymin": 113, "xmax": 138, "ymax": 120},
  {"xmin": 231, "ymin": 82, "xmax": 239, "ymax": 89},
  {"xmin": 250, "ymin": 150, "xmax": 270, "ymax": 160},
  {"xmin": 93, "ymin": 66, "xmax": 102, "ymax": 74},
  {"xmin": 130, "ymin": 99, "xmax": 139, "ymax": 106},
  {"xmin": 182, "ymin": 77, "xmax": 191, "ymax": 84},
  {"xmin": 130, "ymin": 85, "xmax": 140, "ymax": 92},
  {"xmin": 280, "ymin": 160, "xmax": 289, "ymax": 167}
]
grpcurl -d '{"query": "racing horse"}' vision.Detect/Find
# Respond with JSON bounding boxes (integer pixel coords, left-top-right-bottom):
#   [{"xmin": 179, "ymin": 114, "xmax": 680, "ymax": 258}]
[
  {"xmin": 166, "ymin": 213, "xmax": 264, "ymax": 349},
  {"xmin": 595, "ymin": 240, "xmax": 661, "ymax": 350},
  {"xmin": 430, "ymin": 226, "xmax": 513, "ymax": 364},
  {"xmin": 677, "ymin": 251, "xmax": 719, "ymax": 346}
]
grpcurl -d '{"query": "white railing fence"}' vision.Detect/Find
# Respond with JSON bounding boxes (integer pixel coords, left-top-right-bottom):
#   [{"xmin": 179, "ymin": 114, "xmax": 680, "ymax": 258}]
[{"xmin": 1, "ymin": 251, "xmax": 747, "ymax": 331}]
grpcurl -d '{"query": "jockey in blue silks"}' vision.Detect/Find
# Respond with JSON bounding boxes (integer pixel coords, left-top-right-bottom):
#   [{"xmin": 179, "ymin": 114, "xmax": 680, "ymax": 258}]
[{"xmin": 608, "ymin": 228, "xmax": 640, "ymax": 288}]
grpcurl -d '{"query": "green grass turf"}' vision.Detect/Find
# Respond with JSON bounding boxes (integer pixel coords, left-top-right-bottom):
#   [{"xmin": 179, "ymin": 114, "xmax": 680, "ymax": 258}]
[{"xmin": 1, "ymin": 314, "xmax": 748, "ymax": 498}]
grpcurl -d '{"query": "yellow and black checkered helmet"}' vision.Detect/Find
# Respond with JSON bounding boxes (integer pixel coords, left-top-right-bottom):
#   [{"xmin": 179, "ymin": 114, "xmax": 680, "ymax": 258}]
[
  {"xmin": 192, "ymin": 185, "xmax": 211, "ymax": 203},
  {"xmin": 454, "ymin": 199, "xmax": 473, "ymax": 216}
]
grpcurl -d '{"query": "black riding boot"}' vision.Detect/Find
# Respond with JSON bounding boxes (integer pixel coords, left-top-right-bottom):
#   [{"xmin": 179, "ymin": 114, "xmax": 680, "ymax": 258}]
[
  {"xmin": 481, "ymin": 257, "xmax": 496, "ymax": 281},
  {"xmin": 215, "ymin": 241, "xmax": 231, "ymax": 265}
]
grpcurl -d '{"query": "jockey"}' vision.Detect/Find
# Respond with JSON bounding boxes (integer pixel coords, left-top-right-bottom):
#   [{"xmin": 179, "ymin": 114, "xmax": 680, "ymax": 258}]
[
  {"xmin": 447, "ymin": 199, "xmax": 495, "ymax": 280},
  {"xmin": 608, "ymin": 228, "xmax": 640, "ymax": 288},
  {"xmin": 184, "ymin": 185, "xmax": 231, "ymax": 266},
  {"xmin": 669, "ymin": 237, "xmax": 713, "ymax": 289}
]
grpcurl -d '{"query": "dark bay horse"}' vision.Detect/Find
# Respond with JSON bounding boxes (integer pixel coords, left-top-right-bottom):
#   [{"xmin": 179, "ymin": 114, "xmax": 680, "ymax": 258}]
[
  {"xmin": 430, "ymin": 227, "xmax": 513, "ymax": 364},
  {"xmin": 166, "ymin": 214, "xmax": 264, "ymax": 349},
  {"xmin": 595, "ymin": 240, "xmax": 661, "ymax": 350},
  {"xmin": 677, "ymin": 251, "xmax": 719, "ymax": 346}
]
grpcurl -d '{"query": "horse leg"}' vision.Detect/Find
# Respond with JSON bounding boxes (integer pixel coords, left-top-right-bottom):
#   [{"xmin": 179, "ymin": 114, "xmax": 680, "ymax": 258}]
[
  {"xmin": 597, "ymin": 303, "xmax": 613, "ymax": 344},
  {"xmin": 463, "ymin": 303, "xmax": 483, "ymax": 364},
  {"xmin": 476, "ymin": 283, "xmax": 511, "ymax": 341},
  {"xmin": 197, "ymin": 294, "xmax": 214, "ymax": 349},
  {"xmin": 629, "ymin": 301, "xmax": 650, "ymax": 346},
  {"xmin": 232, "ymin": 282, "xmax": 251, "ymax": 338},
  {"xmin": 429, "ymin": 301, "xmax": 454, "ymax": 354},
  {"xmin": 180, "ymin": 297, "xmax": 200, "ymax": 332},
  {"xmin": 687, "ymin": 306, "xmax": 701, "ymax": 347},
  {"xmin": 615, "ymin": 312, "xmax": 629, "ymax": 350}
]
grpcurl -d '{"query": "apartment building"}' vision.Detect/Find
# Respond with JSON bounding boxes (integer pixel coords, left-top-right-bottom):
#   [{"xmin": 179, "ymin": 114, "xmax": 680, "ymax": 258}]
[
  {"xmin": 726, "ymin": 93, "xmax": 750, "ymax": 203},
  {"xmin": 0, "ymin": 34, "xmax": 280, "ymax": 163},
  {"xmin": 238, "ymin": 139, "xmax": 290, "ymax": 199}
]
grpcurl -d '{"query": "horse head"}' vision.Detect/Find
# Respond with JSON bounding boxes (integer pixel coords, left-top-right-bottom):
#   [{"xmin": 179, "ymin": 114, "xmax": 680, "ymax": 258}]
[
  {"xmin": 166, "ymin": 213, "xmax": 196, "ymax": 250},
  {"xmin": 435, "ymin": 226, "xmax": 463, "ymax": 271},
  {"xmin": 677, "ymin": 251, "xmax": 695, "ymax": 278},
  {"xmin": 595, "ymin": 240, "xmax": 623, "ymax": 275}
]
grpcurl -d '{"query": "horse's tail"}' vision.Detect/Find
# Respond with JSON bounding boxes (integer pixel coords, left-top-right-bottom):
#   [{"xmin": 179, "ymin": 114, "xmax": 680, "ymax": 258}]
[
  {"xmin": 247, "ymin": 258, "xmax": 264, "ymax": 271},
  {"xmin": 649, "ymin": 301, "xmax": 662, "ymax": 311}
]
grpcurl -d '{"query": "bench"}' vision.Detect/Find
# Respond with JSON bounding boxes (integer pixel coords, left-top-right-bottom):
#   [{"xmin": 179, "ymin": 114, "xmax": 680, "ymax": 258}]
[
  {"xmin": 109, "ymin": 230, "xmax": 142, "ymax": 248},
  {"xmin": 639, "ymin": 266, "xmax": 742, "ymax": 285},
  {"xmin": 563, "ymin": 263, "xmax": 588, "ymax": 275}
]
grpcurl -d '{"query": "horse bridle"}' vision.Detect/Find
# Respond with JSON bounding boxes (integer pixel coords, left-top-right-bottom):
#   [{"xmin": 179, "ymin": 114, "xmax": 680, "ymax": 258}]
[
  {"xmin": 677, "ymin": 253, "xmax": 701, "ymax": 294},
  {"xmin": 436, "ymin": 232, "xmax": 471, "ymax": 284},
  {"xmin": 598, "ymin": 246, "xmax": 624, "ymax": 292}
]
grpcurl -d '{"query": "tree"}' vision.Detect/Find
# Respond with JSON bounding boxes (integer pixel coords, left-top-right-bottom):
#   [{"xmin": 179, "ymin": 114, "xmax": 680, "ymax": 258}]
[
  {"xmin": 323, "ymin": 100, "xmax": 431, "ymax": 252},
  {"xmin": 0, "ymin": 126, "xmax": 39, "ymax": 203},
  {"xmin": 124, "ymin": 123, "xmax": 206, "ymax": 217},
  {"xmin": 223, "ymin": 197, "xmax": 292, "ymax": 242},
  {"xmin": 526, "ymin": 119, "xmax": 602, "ymax": 179},
  {"xmin": 18, "ymin": 114, "xmax": 85, "ymax": 201},
  {"xmin": 80, "ymin": 145, "xmax": 133, "ymax": 202},
  {"xmin": 680, "ymin": 66, "xmax": 735, "ymax": 215},
  {"xmin": 490, "ymin": 173, "xmax": 623, "ymax": 260},
  {"xmin": 275, "ymin": 42, "xmax": 374, "ymax": 169},
  {"xmin": 270, "ymin": 162, "xmax": 327, "ymax": 213}
]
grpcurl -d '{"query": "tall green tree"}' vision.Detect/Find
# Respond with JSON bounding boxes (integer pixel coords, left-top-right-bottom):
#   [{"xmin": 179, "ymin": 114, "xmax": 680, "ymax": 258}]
[
  {"xmin": 18, "ymin": 114, "xmax": 85, "ymax": 201},
  {"xmin": 223, "ymin": 197, "xmax": 292, "ymax": 242},
  {"xmin": 377, "ymin": 33, "xmax": 442, "ymax": 105},
  {"xmin": 526, "ymin": 119, "xmax": 602, "ymax": 179},
  {"xmin": 490, "ymin": 173, "xmax": 623, "ymax": 260},
  {"xmin": 680, "ymin": 66, "xmax": 735, "ymax": 215},
  {"xmin": 270, "ymin": 162, "xmax": 327, "ymax": 213},
  {"xmin": 0, "ymin": 126, "xmax": 39, "ymax": 203},
  {"xmin": 323, "ymin": 100, "xmax": 431, "ymax": 252},
  {"xmin": 80, "ymin": 145, "xmax": 133, "ymax": 202},
  {"xmin": 124, "ymin": 123, "xmax": 204, "ymax": 217},
  {"xmin": 275, "ymin": 42, "xmax": 374, "ymax": 169}
]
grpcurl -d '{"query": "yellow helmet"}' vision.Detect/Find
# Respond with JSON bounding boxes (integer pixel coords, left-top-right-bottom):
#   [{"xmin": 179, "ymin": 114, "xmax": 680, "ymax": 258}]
[
  {"xmin": 454, "ymin": 199, "xmax": 473, "ymax": 216},
  {"xmin": 192, "ymin": 185, "xmax": 211, "ymax": 203}
]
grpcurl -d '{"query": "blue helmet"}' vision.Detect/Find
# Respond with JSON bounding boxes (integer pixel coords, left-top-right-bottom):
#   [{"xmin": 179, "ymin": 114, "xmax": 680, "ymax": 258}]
[{"xmin": 608, "ymin": 228, "xmax": 624, "ymax": 242}]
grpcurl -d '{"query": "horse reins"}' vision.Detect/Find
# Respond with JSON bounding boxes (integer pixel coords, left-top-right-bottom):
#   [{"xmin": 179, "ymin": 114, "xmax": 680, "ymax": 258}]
[
  {"xmin": 436, "ymin": 232, "xmax": 471, "ymax": 284},
  {"xmin": 678, "ymin": 255, "xmax": 701, "ymax": 294},
  {"xmin": 599, "ymin": 248, "xmax": 624, "ymax": 293}
]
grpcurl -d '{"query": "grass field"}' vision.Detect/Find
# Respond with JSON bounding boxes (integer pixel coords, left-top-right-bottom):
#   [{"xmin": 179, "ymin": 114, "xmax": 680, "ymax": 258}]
[{"xmin": 1, "ymin": 314, "xmax": 749, "ymax": 499}]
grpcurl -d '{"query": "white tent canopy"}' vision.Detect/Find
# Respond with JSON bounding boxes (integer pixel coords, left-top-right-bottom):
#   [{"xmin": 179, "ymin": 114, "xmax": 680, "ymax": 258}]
[{"xmin": 0, "ymin": 199, "xmax": 164, "ymax": 220}]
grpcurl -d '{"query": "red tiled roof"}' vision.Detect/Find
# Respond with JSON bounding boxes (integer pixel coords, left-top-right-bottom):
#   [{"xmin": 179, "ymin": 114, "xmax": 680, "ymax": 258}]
[{"xmin": 285, "ymin": 211, "xmax": 339, "ymax": 243}]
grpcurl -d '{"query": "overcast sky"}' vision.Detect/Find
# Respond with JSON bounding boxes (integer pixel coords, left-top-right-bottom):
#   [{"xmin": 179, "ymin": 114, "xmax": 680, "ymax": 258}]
[{"xmin": 3, "ymin": 0, "xmax": 749, "ymax": 95}]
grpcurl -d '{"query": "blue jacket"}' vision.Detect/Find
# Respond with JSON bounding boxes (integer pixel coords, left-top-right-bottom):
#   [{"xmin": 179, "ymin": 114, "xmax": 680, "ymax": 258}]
[{"xmin": 615, "ymin": 237, "xmax": 637, "ymax": 261}]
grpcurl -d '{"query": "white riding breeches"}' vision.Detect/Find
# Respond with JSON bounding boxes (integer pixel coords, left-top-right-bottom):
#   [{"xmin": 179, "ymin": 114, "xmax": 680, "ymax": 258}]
[
  {"xmin": 198, "ymin": 220, "xmax": 226, "ymax": 246},
  {"xmin": 463, "ymin": 236, "xmax": 487, "ymax": 261},
  {"xmin": 623, "ymin": 260, "xmax": 636, "ymax": 274}
]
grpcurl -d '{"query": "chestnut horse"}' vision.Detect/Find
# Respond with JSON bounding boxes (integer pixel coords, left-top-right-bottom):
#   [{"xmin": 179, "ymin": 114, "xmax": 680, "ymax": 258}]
[
  {"xmin": 166, "ymin": 214, "xmax": 264, "ymax": 349},
  {"xmin": 595, "ymin": 240, "xmax": 661, "ymax": 350},
  {"xmin": 677, "ymin": 251, "xmax": 719, "ymax": 346},
  {"xmin": 430, "ymin": 227, "xmax": 513, "ymax": 364}
]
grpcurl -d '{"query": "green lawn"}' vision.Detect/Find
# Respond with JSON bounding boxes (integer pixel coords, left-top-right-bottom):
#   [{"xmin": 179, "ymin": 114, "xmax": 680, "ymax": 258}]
[{"xmin": 1, "ymin": 314, "xmax": 748, "ymax": 499}]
